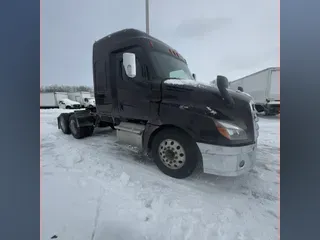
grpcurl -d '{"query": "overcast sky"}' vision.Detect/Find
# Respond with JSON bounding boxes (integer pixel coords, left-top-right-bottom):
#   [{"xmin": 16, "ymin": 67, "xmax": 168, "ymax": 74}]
[{"xmin": 41, "ymin": 0, "xmax": 279, "ymax": 86}]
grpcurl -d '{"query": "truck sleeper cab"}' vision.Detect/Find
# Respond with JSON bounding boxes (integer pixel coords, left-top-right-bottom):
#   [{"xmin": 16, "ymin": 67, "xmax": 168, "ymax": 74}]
[{"xmin": 57, "ymin": 29, "xmax": 259, "ymax": 179}]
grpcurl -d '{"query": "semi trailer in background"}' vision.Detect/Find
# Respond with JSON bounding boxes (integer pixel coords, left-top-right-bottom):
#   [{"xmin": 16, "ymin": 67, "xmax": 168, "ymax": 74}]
[
  {"xmin": 40, "ymin": 92, "xmax": 68, "ymax": 109},
  {"xmin": 68, "ymin": 91, "xmax": 96, "ymax": 108},
  {"xmin": 229, "ymin": 67, "xmax": 280, "ymax": 116}
]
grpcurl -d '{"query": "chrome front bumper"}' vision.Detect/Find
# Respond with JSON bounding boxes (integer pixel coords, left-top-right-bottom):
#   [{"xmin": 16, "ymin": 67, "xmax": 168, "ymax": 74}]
[{"xmin": 197, "ymin": 142, "xmax": 257, "ymax": 177}]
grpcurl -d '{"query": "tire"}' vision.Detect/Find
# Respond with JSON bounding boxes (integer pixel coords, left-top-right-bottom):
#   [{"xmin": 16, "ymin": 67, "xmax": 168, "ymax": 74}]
[
  {"xmin": 151, "ymin": 128, "xmax": 201, "ymax": 179},
  {"xmin": 69, "ymin": 115, "xmax": 91, "ymax": 139},
  {"xmin": 58, "ymin": 113, "xmax": 71, "ymax": 134},
  {"xmin": 66, "ymin": 106, "xmax": 71, "ymax": 109},
  {"xmin": 85, "ymin": 126, "xmax": 94, "ymax": 137}
]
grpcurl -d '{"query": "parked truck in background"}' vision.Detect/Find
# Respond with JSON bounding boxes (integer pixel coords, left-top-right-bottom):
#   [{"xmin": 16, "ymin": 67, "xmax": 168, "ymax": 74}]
[
  {"xmin": 68, "ymin": 91, "xmax": 96, "ymax": 108},
  {"xmin": 40, "ymin": 92, "xmax": 68, "ymax": 109},
  {"xmin": 58, "ymin": 98, "xmax": 82, "ymax": 109},
  {"xmin": 229, "ymin": 67, "xmax": 280, "ymax": 116},
  {"xmin": 57, "ymin": 29, "xmax": 259, "ymax": 179}
]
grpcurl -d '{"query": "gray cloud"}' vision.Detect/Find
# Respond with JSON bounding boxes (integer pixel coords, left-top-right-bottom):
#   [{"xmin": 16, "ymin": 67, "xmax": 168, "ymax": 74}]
[
  {"xmin": 175, "ymin": 18, "xmax": 232, "ymax": 38},
  {"xmin": 219, "ymin": 46, "xmax": 280, "ymax": 73},
  {"xmin": 42, "ymin": 0, "xmax": 278, "ymax": 85}
]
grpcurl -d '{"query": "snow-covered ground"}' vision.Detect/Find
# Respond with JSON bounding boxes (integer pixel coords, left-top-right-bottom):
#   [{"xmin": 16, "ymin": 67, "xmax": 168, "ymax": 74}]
[{"xmin": 41, "ymin": 109, "xmax": 280, "ymax": 240}]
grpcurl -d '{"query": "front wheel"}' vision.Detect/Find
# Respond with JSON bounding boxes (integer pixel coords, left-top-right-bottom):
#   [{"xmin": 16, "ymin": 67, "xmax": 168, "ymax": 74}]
[{"xmin": 151, "ymin": 128, "xmax": 201, "ymax": 179}]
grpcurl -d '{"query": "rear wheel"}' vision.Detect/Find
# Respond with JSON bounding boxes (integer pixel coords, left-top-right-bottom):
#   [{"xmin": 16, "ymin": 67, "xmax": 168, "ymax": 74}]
[
  {"xmin": 58, "ymin": 113, "xmax": 71, "ymax": 134},
  {"xmin": 85, "ymin": 126, "xmax": 94, "ymax": 137},
  {"xmin": 151, "ymin": 128, "xmax": 201, "ymax": 179},
  {"xmin": 69, "ymin": 115, "xmax": 93, "ymax": 139}
]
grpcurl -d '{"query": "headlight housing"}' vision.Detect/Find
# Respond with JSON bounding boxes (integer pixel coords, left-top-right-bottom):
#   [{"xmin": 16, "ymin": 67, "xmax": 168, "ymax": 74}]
[{"xmin": 214, "ymin": 120, "xmax": 247, "ymax": 140}]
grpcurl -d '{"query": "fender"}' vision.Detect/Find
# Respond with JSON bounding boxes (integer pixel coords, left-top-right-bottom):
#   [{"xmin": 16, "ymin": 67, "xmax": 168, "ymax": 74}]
[
  {"xmin": 143, "ymin": 122, "xmax": 193, "ymax": 152},
  {"xmin": 71, "ymin": 110, "xmax": 96, "ymax": 128}
]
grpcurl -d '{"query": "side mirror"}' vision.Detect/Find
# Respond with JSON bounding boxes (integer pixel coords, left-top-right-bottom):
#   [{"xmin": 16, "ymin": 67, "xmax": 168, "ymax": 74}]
[
  {"xmin": 192, "ymin": 73, "xmax": 196, "ymax": 80},
  {"xmin": 123, "ymin": 52, "xmax": 136, "ymax": 78},
  {"xmin": 217, "ymin": 75, "xmax": 229, "ymax": 89},
  {"xmin": 217, "ymin": 75, "xmax": 235, "ymax": 107},
  {"xmin": 238, "ymin": 86, "xmax": 244, "ymax": 92}
]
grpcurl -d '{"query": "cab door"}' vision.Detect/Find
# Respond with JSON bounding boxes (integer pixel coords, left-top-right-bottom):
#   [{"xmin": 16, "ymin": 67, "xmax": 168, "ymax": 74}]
[{"xmin": 114, "ymin": 46, "xmax": 152, "ymax": 120}]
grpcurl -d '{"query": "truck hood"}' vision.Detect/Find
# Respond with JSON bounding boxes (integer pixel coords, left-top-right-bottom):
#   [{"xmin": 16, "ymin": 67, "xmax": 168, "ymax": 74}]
[
  {"xmin": 162, "ymin": 79, "xmax": 254, "ymax": 129},
  {"xmin": 163, "ymin": 79, "xmax": 252, "ymax": 108}
]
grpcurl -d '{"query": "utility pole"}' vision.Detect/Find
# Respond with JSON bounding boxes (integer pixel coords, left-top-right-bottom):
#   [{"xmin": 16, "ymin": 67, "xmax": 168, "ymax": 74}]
[{"xmin": 145, "ymin": 0, "xmax": 150, "ymax": 34}]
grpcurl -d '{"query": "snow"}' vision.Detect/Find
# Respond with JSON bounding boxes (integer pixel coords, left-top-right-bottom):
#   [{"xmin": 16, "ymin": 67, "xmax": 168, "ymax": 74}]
[
  {"xmin": 41, "ymin": 109, "xmax": 280, "ymax": 240},
  {"xmin": 164, "ymin": 79, "xmax": 213, "ymax": 89}
]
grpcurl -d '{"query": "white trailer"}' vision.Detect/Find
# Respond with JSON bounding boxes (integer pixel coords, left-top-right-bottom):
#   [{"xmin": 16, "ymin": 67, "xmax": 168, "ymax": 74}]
[
  {"xmin": 40, "ymin": 92, "xmax": 69, "ymax": 109},
  {"xmin": 68, "ymin": 91, "xmax": 95, "ymax": 108},
  {"xmin": 229, "ymin": 67, "xmax": 280, "ymax": 115}
]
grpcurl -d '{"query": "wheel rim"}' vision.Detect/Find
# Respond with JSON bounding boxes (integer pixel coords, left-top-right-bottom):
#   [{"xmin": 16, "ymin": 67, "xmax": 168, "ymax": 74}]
[
  {"xmin": 158, "ymin": 139, "xmax": 186, "ymax": 170},
  {"xmin": 69, "ymin": 119, "xmax": 77, "ymax": 134}
]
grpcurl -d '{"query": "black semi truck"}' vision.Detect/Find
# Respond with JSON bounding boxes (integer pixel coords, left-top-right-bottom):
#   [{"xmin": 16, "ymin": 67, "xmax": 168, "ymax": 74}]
[{"xmin": 57, "ymin": 29, "xmax": 259, "ymax": 179}]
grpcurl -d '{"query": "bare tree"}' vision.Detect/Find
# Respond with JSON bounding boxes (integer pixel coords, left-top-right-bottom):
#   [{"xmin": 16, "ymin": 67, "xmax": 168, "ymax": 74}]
[{"xmin": 40, "ymin": 85, "xmax": 93, "ymax": 93}]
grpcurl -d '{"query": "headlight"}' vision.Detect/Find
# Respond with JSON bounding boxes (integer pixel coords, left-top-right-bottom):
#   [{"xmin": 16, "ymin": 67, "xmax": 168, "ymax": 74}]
[{"xmin": 215, "ymin": 120, "xmax": 247, "ymax": 140}]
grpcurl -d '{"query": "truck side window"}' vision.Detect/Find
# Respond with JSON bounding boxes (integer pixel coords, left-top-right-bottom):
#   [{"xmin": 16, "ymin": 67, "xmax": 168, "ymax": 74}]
[{"xmin": 150, "ymin": 51, "xmax": 193, "ymax": 80}]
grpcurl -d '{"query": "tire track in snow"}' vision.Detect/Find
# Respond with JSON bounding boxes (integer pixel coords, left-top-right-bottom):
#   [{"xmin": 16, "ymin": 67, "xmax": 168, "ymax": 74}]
[{"xmin": 91, "ymin": 187, "xmax": 106, "ymax": 240}]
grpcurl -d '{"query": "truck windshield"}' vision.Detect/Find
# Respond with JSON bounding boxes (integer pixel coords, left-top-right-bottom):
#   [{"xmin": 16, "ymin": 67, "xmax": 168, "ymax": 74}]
[{"xmin": 151, "ymin": 51, "xmax": 193, "ymax": 80}]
